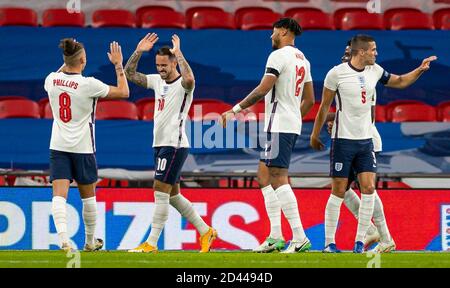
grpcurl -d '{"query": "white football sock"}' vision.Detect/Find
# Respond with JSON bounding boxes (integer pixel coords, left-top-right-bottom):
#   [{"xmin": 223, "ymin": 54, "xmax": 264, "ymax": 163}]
[
  {"xmin": 170, "ymin": 194, "xmax": 210, "ymax": 236},
  {"xmin": 275, "ymin": 184, "xmax": 306, "ymax": 242},
  {"xmin": 344, "ymin": 188, "xmax": 377, "ymax": 235},
  {"xmin": 147, "ymin": 192, "xmax": 170, "ymax": 247},
  {"xmin": 325, "ymin": 194, "xmax": 343, "ymax": 246},
  {"xmin": 52, "ymin": 196, "xmax": 69, "ymax": 246},
  {"xmin": 356, "ymin": 193, "xmax": 376, "ymax": 243},
  {"xmin": 261, "ymin": 185, "xmax": 282, "ymax": 239},
  {"xmin": 82, "ymin": 197, "xmax": 97, "ymax": 247},
  {"xmin": 373, "ymin": 191, "xmax": 393, "ymax": 243}
]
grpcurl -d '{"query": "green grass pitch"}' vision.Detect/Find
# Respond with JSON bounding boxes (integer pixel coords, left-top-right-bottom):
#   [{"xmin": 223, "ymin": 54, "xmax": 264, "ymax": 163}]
[{"xmin": 1, "ymin": 251, "xmax": 450, "ymax": 268}]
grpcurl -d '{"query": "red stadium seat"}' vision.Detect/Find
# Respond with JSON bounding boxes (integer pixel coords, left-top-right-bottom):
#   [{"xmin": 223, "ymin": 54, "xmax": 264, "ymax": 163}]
[
  {"xmin": 440, "ymin": 106, "xmax": 450, "ymax": 122},
  {"xmin": 235, "ymin": 7, "xmax": 274, "ymax": 28},
  {"xmin": 375, "ymin": 105, "xmax": 387, "ymax": 123},
  {"xmin": 96, "ymin": 101, "xmax": 138, "ymax": 120},
  {"xmin": 189, "ymin": 102, "xmax": 232, "ymax": 121},
  {"xmin": 0, "ymin": 99, "xmax": 40, "ymax": 119},
  {"xmin": 44, "ymin": 102, "xmax": 53, "ymax": 119},
  {"xmin": 186, "ymin": 7, "xmax": 224, "ymax": 28},
  {"xmin": 341, "ymin": 11, "xmax": 384, "ymax": 30},
  {"xmin": 240, "ymin": 10, "xmax": 283, "ymax": 30},
  {"xmin": 385, "ymin": 100, "xmax": 424, "ymax": 121},
  {"xmin": 434, "ymin": 9, "xmax": 450, "ymax": 30},
  {"xmin": 140, "ymin": 101, "xmax": 156, "ymax": 121},
  {"xmin": 191, "ymin": 10, "xmax": 235, "ymax": 29},
  {"xmin": 302, "ymin": 103, "xmax": 337, "ymax": 122},
  {"xmin": 141, "ymin": 10, "xmax": 185, "ymax": 29},
  {"xmin": 333, "ymin": 8, "xmax": 367, "ymax": 30},
  {"xmin": 383, "ymin": 8, "xmax": 422, "ymax": 28},
  {"xmin": 92, "ymin": 9, "xmax": 135, "ymax": 28},
  {"xmin": 387, "ymin": 10, "xmax": 434, "ymax": 30},
  {"xmin": 42, "ymin": 9, "xmax": 85, "ymax": 27},
  {"xmin": 136, "ymin": 98, "xmax": 155, "ymax": 119},
  {"xmin": 243, "ymin": 101, "xmax": 265, "ymax": 121},
  {"xmin": 287, "ymin": 9, "xmax": 334, "ymax": 30},
  {"xmin": 37, "ymin": 98, "xmax": 49, "ymax": 118},
  {"xmin": 0, "ymin": 96, "xmax": 28, "ymax": 101},
  {"xmin": 136, "ymin": 6, "xmax": 175, "ymax": 27},
  {"xmin": 391, "ymin": 104, "xmax": 437, "ymax": 122},
  {"xmin": 437, "ymin": 101, "xmax": 450, "ymax": 121},
  {"xmin": 0, "ymin": 8, "xmax": 38, "ymax": 26}
]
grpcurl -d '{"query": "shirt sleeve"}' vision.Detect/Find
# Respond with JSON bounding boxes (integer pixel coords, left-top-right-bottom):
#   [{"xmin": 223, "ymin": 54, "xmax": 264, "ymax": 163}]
[
  {"xmin": 265, "ymin": 51, "xmax": 285, "ymax": 78},
  {"xmin": 44, "ymin": 73, "xmax": 53, "ymax": 92},
  {"xmin": 305, "ymin": 59, "xmax": 313, "ymax": 83},
  {"xmin": 374, "ymin": 64, "xmax": 391, "ymax": 85},
  {"xmin": 146, "ymin": 74, "xmax": 160, "ymax": 90},
  {"xmin": 88, "ymin": 77, "xmax": 110, "ymax": 99},
  {"xmin": 324, "ymin": 67, "xmax": 339, "ymax": 91}
]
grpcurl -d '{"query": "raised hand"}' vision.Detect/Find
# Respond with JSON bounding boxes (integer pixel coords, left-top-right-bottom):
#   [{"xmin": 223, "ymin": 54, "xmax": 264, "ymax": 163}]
[
  {"xmin": 136, "ymin": 33, "xmax": 159, "ymax": 53},
  {"xmin": 419, "ymin": 56, "xmax": 438, "ymax": 72},
  {"xmin": 108, "ymin": 41, "xmax": 123, "ymax": 66},
  {"xmin": 169, "ymin": 34, "xmax": 181, "ymax": 55}
]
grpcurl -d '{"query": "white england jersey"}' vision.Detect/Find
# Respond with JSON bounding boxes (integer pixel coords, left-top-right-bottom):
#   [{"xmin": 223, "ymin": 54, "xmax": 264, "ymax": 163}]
[
  {"xmin": 44, "ymin": 72, "xmax": 110, "ymax": 154},
  {"xmin": 146, "ymin": 75, "xmax": 193, "ymax": 148},
  {"xmin": 324, "ymin": 62, "xmax": 391, "ymax": 140},
  {"xmin": 372, "ymin": 92, "xmax": 382, "ymax": 152},
  {"xmin": 264, "ymin": 46, "xmax": 313, "ymax": 135}
]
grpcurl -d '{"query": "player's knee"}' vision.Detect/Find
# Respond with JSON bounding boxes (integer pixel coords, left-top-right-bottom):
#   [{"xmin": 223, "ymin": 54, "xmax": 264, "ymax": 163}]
[
  {"xmin": 153, "ymin": 180, "xmax": 172, "ymax": 193},
  {"xmin": 360, "ymin": 184, "xmax": 376, "ymax": 195},
  {"xmin": 257, "ymin": 174, "xmax": 270, "ymax": 188}
]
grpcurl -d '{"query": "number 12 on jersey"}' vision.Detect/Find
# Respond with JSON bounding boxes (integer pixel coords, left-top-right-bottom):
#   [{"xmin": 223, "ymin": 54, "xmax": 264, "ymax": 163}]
[{"xmin": 295, "ymin": 66, "xmax": 306, "ymax": 97}]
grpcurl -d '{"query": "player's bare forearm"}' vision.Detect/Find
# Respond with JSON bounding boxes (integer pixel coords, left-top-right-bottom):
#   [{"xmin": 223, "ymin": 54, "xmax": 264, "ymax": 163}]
[
  {"xmin": 174, "ymin": 51, "xmax": 195, "ymax": 90},
  {"xmin": 300, "ymin": 82, "xmax": 315, "ymax": 119},
  {"xmin": 387, "ymin": 68, "xmax": 423, "ymax": 89},
  {"xmin": 124, "ymin": 50, "xmax": 148, "ymax": 88},
  {"xmin": 387, "ymin": 56, "xmax": 437, "ymax": 89},
  {"xmin": 115, "ymin": 64, "xmax": 130, "ymax": 98},
  {"xmin": 312, "ymin": 88, "xmax": 335, "ymax": 137},
  {"xmin": 239, "ymin": 87, "xmax": 266, "ymax": 110}
]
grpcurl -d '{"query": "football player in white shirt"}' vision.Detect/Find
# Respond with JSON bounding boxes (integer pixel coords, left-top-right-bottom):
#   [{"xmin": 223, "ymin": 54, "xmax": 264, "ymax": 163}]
[
  {"xmin": 45, "ymin": 39, "xmax": 130, "ymax": 252},
  {"xmin": 125, "ymin": 33, "xmax": 217, "ymax": 253},
  {"xmin": 311, "ymin": 34, "xmax": 437, "ymax": 253},
  {"xmin": 221, "ymin": 18, "xmax": 315, "ymax": 253}
]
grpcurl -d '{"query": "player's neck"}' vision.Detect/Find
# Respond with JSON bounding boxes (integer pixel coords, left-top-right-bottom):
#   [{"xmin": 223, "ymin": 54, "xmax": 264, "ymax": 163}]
[
  {"xmin": 165, "ymin": 72, "xmax": 181, "ymax": 84},
  {"xmin": 279, "ymin": 40, "xmax": 295, "ymax": 49},
  {"xmin": 62, "ymin": 66, "xmax": 82, "ymax": 74},
  {"xmin": 349, "ymin": 58, "xmax": 366, "ymax": 71}
]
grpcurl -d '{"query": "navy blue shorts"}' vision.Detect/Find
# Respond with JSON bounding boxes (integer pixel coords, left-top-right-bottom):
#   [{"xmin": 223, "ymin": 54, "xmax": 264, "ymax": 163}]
[
  {"xmin": 330, "ymin": 139, "xmax": 377, "ymax": 178},
  {"xmin": 154, "ymin": 147, "xmax": 189, "ymax": 185},
  {"xmin": 260, "ymin": 133, "xmax": 298, "ymax": 169},
  {"xmin": 50, "ymin": 150, "xmax": 98, "ymax": 185},
  {"xmin": 347, "ymin": 152, "xmax": 380, "ymax": 189}
]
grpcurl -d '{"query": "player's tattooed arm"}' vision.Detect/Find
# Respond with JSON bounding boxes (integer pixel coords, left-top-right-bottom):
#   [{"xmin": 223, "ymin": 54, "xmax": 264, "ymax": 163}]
[
  {"xmin": 124, "ymin": 51, "xmax": 148, "ymax": 88},
  {"xmin": 220, "ymin": 75, "xmax": 276, "ymax": 128},
  {"xmin": 125, "ymin": 33, "xmax": 159, "ymax": 88},
  {"xmin": 170, "ymin": 35, "xmax": 195, "ymax": 90},
  {"xmin": 239, "ymin": 75, "xmax": 277, "ymax": 110}
]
